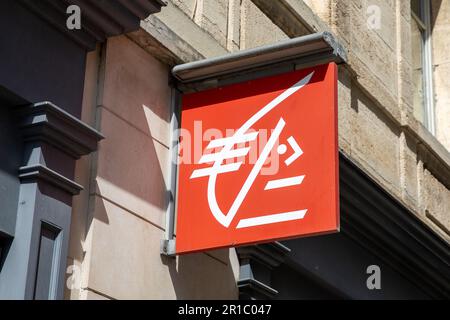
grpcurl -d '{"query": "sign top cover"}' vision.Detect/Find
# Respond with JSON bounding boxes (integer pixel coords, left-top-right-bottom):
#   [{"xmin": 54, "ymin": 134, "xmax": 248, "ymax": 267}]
[{"xmin": 176, "ymin": 63, "xmax": 339, "ymax": 254}]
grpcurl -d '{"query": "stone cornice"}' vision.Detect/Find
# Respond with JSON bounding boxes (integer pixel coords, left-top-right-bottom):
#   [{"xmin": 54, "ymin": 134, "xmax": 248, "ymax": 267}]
[
  {"xmin": 17, "ymin": 101, "xmax": 104, "ymax": 159},
  {"xmin": 18, "ymin": 164, "xmax": 83, "ymax": 195},
  {"xmin": 236, "ymin": 242, "xmax": 291, "ymax": 299},
  {"xmin": 128, "ymin": 16, "xmax": 204, "ymax": 67},
  {"xmin": 237, "ymin": 242, "xmax": 291, "ymax": 269},
  {"xmin": 20, "ymin": 0, "xmax": 167, "ymax": 51},
  {"xmin": 237, "ymin": 278, "xmax": 278, "ymax": 300}
]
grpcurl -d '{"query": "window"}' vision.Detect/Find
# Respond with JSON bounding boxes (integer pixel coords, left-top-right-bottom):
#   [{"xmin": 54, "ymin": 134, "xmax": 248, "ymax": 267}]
[{"xmin": 411, "ymin": 0, "xmax": 435, "ymax": 134}]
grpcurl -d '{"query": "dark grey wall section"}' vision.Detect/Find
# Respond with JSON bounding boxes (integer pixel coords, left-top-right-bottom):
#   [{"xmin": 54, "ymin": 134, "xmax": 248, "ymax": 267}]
[
  {"xmin": 237, "ymin": 242, "xmax": 291, "ymax": 299},
  {"xmin": 0, "ymin": 102, "xmax": 102, "ymax": 299},
  {"xmin": 271, "ymin": 264, "xmax": 342, "ymax": 300},
  {"xmin": 21, "ymin": 0, "xmax": 168, "ymax": 51},
  {"xmin": 281, "ymin": 233, "xmax": 428, "ymax": 299},
  {"xmin": 0, "ymin": 181, "xmax": 72, "ymax": 299},
  {"xmin": 0, "ymin": 0, "xmax": 86, "ymax": 117},
  {"xmin": 34, "ymin": 222, "xmax": 62, "ymax": 300},
  {"xmin": 0, "ymin": 0, "xmax": 167, "ymax": 118},
  {"xmin": 0, "ymin": 182, "xmax": 37, "ymax": 299},
  {"xmin": 0, "ymin": 0, "xmax": 166, "ymax": 300},
  {"xmin": 0, "ymin": 103, "xmax": 22, "ymax": 238},
  {"xmin": 26, "ymin": 183, "xmax": 71, "ymax": 300}
]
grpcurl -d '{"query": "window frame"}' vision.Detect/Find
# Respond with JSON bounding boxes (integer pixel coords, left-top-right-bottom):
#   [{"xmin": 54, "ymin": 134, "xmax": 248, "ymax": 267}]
[{"xmin": 411, "ymin": 0, "xmax": 435, "ymax": 134}]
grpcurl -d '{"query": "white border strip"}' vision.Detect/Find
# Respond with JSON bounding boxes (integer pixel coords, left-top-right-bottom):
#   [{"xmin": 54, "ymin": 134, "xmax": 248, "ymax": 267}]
[
  {"xmin": 206, "ymin": 132, "xmax": 258, "ymax": 149},
  {"xmin": 236, "ymin": 209, "xmax": 307, "ymax": 228},
  {"xmin": 264, "ymin": 175, "xmax": 305, "ymax": 190},
  {"xmin": 190, "ymin": 162, "xmax": 242, "ymax": 178},
  {"xmin": 199, "ymin": 147, "xmax": 250, "ymax": 164}
]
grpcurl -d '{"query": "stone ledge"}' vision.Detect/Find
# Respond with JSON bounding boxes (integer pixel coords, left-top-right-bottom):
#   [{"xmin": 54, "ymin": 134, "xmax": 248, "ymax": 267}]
[
  {"xmin": 252, "ymin": 0, "xmax": 326, "ymax": 35},
  {"xmin": 18, "ymin": 164, "xmax": 83, "ymax": 195},
  {"xmin": 403, "ymin": 113, "xmax": 450, "ymax": 190},
  {"xmin": 20, "ymin": 0, "xmax": 167, "ymax": 51},
  {"xmin": 154, "ymin": 0, "xmax": 228, "ymax": 58},
  {"xmin": 128, "ymin": 15, "xmax": 204, "ymax": 66},
  {"xmin": 237, "ymin": 242, "xmax": 291, "ymax": 299},
  {"xmin": 237, "ymin": 242, "xmax": 291, "ymax": 268},
  {"xmin": 237, "ymin": 277, "xmax": 278, "ymax": 299},
  {"xmin": 17, "ymin": 101, "xmax": 104, "ymax": 159}
]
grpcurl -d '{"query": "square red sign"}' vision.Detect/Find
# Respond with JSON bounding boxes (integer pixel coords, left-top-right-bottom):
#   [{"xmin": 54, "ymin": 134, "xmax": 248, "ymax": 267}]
[{"xmin": 175, "ymin": 63, "xmax": 339, "ymax": 254}]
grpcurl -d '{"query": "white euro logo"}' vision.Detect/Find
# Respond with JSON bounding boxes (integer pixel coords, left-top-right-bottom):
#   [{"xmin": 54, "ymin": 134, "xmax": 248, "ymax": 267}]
[{"xmin": 190, "ymin": 72, "xmax": 315, "ymax": 229}]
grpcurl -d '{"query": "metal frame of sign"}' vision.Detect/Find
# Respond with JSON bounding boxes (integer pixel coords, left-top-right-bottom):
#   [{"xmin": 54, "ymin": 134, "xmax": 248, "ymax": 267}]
[{"xmin": 161, "ymin": 31, "xmax": 347, "ymax": 256}]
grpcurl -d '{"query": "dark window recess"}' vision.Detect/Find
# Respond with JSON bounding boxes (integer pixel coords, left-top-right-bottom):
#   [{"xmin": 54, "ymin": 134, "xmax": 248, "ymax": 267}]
[{"xmin": 33, "ymin": 223, "xmax": 62, "ymax": 300}]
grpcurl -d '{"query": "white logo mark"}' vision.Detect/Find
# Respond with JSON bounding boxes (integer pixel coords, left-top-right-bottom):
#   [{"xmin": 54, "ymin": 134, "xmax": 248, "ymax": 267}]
[{"xmin": 190, "ymin": 72, "xmax": 315, "ymax": 228}]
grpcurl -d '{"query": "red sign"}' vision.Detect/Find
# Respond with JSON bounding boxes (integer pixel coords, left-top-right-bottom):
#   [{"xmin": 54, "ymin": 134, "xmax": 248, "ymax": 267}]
[{"xmin": 175, "ymin": 63, "xmax": 339, "ymax": 254}]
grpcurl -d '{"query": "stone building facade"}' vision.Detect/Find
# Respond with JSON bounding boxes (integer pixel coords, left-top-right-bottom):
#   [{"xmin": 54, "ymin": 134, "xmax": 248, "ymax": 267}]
[{"xmin": 0, "ymin": 0, "xmax": 449, "ymax": 299}]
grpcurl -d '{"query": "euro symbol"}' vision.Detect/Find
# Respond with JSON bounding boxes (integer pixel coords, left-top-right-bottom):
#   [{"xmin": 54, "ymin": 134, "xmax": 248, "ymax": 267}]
[{"xmin": 190, "ymin": 72, "xmax": 314, "ymax": 228}]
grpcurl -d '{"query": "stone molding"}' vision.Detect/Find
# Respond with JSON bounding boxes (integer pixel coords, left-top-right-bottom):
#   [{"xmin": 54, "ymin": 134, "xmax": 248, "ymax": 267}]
[
  {"xmin": 20, "ymin": 0, "xmax": 167, "ymax": 51},
  {"xmin": 236, "ymin": 242, "xmax": 291, "ymax": 299},
  {"xmin": 17, "ymin": 101, "xmax": 104, "ymax": 159}
]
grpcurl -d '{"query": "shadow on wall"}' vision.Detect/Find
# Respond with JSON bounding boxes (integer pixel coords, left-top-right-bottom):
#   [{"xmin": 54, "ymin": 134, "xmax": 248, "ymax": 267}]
[
  {"xmin": 82, "ymin": 35, "xmax": 175, "ymax": 233},
  {"xmin": 430, "ymin": 0, "xmax": 443, "ymax": 32},
  {"xmin": 77, "ymin": 92, "xmax": 238, "ymax": 298},
  {"xmin": 161, "ymin": 249, "xmax": 239, "ymax": 299},
  {"xmin": 84, "ymin": 104, "xmax": 172, "ymax": 230},
  {"xmin": 70, "ymin": 35, "xmax": 241, "ymax": 298},
  {"xmin": 67, "ymin": 58, "xmax": 173, "ymax": 297}
]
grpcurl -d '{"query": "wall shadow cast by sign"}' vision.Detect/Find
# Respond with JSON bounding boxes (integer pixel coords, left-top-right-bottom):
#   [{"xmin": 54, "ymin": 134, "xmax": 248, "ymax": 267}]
[{"xmin": 161, "ymin": 249, "xmax": 239, "ymax": 299}]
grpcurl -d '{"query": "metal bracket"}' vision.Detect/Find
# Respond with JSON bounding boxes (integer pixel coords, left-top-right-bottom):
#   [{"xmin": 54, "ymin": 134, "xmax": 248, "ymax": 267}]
[
  {"xmin": 172, "ymin": 32, "xmax": 347, "ymax": 85},
  {"xmin": 160, "ymin": 239, "xmax": 176, "ymax": 257},
  {"xmin": 160, "ymin": 87, "xmax": 180, "ymax": 258}
]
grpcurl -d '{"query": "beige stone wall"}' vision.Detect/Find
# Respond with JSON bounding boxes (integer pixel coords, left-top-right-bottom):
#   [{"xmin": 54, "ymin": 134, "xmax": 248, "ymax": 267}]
[
  {"xmin": 239, "ymin": 0, "xmax": 289, "ymax": 49},
  {"xmin": 67, "ymin": 36, "xmax": 239, "ymax": 299},
  {"xmin": 68, "ymin": 0, "xmax": 450, "ymax": 299},
  {"xmin": 158, "ymin": 0, "xmax": 290, "ymax": 55}
]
